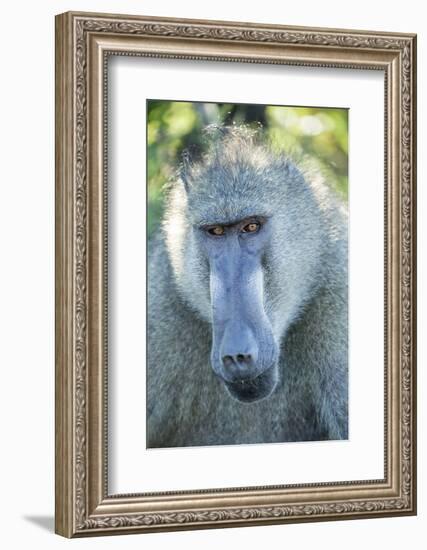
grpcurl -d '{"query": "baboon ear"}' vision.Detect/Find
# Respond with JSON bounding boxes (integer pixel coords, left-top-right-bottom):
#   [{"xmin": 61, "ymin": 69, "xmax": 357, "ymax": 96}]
[{"xmin": 179, "ymin": 149, "xmax": 193, "ymax": 193}]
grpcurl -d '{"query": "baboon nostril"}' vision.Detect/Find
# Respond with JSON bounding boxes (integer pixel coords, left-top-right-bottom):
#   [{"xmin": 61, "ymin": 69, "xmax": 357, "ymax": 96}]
[
  {"xmin": 237, "ymin": 354, "xmax": 252, "ymax": 365},
  {"xmin": 222, "ymin": 355, "xmax": 234, "ymax": 368},
  {"xmin": 222, "ymin": 354, "xmax": 252, "ymax": 367}
]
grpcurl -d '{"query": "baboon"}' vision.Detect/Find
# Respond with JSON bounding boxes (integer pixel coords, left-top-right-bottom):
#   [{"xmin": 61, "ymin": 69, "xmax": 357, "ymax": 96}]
[{"xmin": 147, "ymin": 125, "xmax": 348, "ymax": 448}]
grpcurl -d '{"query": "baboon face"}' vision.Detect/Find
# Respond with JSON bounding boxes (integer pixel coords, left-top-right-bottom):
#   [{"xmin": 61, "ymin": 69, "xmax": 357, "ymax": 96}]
[
  {"xmin": 195, "ymin": 214, "xmax": 280, "ymax": 403},
  {"xmin": 166, "ymin": 128, "xmax": 310, "ymax": 403}
]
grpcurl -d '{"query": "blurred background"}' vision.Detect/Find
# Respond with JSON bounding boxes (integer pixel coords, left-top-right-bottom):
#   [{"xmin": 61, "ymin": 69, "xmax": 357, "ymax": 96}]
[{"xmin": 147, "ymin": 100, "xmax": 348, "ymax": 237}]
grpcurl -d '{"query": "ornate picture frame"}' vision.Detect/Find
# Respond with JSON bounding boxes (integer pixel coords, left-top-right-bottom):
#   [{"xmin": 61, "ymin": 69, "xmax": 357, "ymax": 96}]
[{"xmin": 55, "ymin": 11, "xmax": 417, "ymax": 537}]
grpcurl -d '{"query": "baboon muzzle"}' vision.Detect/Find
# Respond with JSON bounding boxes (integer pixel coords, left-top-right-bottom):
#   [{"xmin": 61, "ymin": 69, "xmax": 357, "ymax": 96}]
[{"xmin": 208, "ymin": 240, "xmax": 279, "ymax": 402}]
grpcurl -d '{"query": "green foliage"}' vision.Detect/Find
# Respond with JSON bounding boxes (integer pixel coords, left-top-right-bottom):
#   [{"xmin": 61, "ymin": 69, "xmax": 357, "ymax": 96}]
[{"xmin": 147, "ymin": 100, "xmax": 348, "ymax": 237}]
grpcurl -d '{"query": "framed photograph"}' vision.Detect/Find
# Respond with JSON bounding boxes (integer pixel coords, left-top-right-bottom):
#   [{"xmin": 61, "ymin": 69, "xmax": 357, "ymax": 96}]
[{"xmin": 55, "ymin": 11, "xmax": 417, "ymax": 537}]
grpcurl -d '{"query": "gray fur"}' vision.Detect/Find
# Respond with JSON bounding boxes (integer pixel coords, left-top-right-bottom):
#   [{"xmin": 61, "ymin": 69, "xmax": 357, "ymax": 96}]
[{"xmin": 147, "ymin": 125, "xmax": 348, "ymax": 447}]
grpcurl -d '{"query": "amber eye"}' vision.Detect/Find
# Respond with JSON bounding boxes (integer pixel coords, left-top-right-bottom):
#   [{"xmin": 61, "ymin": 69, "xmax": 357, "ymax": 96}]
[
  {"xmin": 208, "ymin": 226, "xmax": 225, "ymax": 236},
  {"xmin": 241, "ymin": 222, "xmax": 260, "ymax": 234}
]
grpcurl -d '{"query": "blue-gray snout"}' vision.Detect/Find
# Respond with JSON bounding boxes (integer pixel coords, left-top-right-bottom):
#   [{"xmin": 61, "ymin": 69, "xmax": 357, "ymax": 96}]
[{"xmin": 209, "ymin": 237, "xmax": 278, "ymax": 388}]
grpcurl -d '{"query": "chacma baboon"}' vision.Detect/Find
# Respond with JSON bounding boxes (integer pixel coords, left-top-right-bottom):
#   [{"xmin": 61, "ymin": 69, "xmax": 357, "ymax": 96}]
[{"xmin": 147, "ymin": 125, "xmax": 348, "ymax": 448}]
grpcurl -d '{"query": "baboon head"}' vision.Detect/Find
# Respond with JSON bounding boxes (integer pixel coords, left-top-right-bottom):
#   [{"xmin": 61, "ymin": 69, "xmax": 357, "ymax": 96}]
[{"xmin": 164, "ymin": 125, "xmax": 325, "ymax": 403}]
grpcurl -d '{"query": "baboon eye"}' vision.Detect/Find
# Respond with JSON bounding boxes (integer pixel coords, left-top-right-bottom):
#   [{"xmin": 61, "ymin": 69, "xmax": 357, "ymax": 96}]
[
  {"xmin": 208, "ymin": 226, "xmax": 225, "ymax": 236},
  {"xmin": 241, "ymin": 222, "xmax": 260, "ymax": 234}
]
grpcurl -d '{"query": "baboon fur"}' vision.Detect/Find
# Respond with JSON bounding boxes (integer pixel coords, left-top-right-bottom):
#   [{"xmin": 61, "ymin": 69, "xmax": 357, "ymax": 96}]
[{"xmin": 147, "ymin": 125, "xmax": 348, "ymax": 447}]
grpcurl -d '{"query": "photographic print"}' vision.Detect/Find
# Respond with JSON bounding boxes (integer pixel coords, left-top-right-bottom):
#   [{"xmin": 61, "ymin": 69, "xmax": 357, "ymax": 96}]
[{"xmin": 147, "ymin": 100, "xmax": 349, "ymax": 448}]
